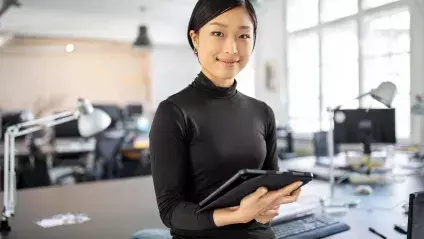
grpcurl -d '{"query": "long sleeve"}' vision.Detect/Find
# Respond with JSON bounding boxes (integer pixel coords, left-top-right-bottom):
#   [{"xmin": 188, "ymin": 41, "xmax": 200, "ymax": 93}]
[
  {"xmin": 262, "ymin": 104, "xmax": 279, "ymax": 171},
  {"xmin": 149, "ymin": 100, "xmax": 217, "ymax": 231}
]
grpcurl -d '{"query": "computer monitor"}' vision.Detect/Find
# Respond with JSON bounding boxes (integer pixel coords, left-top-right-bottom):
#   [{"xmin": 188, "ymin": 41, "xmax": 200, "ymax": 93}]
[
  {"xmin": 124, "ymin": 104, "xmax": 143, "ymax": 117},
  {"xmin": 92, "ymin": 104, "xmax": 123, "ymax": 129},
  {"xmin": 1, "ymin": 112, "xmax": 26, "ymax": 140},
  {"xmin": 407, "ymin": 191, "xmax": 424, "ymax": 239},
  {"xmin": 54, "ymin": 119, "xmax": 81, "ymax": 138},
  {"xmin": 333, "ymin": 108, "xmax": 396, "ymax": 154}
]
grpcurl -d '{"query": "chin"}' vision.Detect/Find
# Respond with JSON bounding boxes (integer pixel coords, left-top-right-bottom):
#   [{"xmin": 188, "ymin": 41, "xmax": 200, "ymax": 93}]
[{"xmin": 214, "ymin": 66, "xmax": 241, "ymax": 80}]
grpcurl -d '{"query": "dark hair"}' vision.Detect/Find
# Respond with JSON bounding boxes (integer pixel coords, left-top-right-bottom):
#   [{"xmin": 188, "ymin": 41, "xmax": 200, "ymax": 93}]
[{"xmin": 187, "ymin": 0, "xmax": 258, "ymax": 53}]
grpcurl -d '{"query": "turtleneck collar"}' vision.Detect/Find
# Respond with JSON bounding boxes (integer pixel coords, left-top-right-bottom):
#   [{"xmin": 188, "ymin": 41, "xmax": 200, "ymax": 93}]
[{"xmin": 191, "ymin": 71, "xmax": 238, "ymax": 99}]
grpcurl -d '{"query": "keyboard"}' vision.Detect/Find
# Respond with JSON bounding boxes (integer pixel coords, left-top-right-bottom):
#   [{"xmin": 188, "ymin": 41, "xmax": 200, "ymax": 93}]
[{"xmin": 271, "ymin": 213, "xmax": 350, "ymax": 239}]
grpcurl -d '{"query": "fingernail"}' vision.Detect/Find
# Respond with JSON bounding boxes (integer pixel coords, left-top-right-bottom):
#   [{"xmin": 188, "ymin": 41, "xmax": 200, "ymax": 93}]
[{"xmin": 297, "ymin": 181, "xmax": 303, "ymax": 187}]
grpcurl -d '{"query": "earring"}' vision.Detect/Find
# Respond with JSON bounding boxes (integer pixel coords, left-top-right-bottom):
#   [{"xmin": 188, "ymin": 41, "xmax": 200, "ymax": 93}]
[{"xmin": 194, "ymin": 48, "xmax": 198, "ymax": 54}]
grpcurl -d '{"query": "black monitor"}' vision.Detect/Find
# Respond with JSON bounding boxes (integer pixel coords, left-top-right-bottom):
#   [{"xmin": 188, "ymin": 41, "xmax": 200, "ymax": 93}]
[
  {"xmin": 333, "ymin": 108, "xmax": 396, "ymax": 154},
  {"xmin": 54, "ymin": 119, "xmax": 81, "ymax": 138},
  {"xmin": 92, "ymin": 104, "xmax": 123, "ymax": 129},
  {"xmin": 124, "ymin": 104, "xmax": 143, "ymax": 117},
  {"xmin": 1, "ymin": 112, "xmax": 26, "ymax": 140}
]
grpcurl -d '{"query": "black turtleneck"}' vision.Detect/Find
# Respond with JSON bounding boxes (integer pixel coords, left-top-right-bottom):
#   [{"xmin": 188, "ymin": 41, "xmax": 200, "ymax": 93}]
[{"xmin": 149, "ymin": 72, "xmax": 278, "ymax": 239}]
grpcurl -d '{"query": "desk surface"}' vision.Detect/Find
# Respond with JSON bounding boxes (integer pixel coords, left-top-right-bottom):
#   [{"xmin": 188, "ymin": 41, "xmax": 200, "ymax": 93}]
[{"xmin": 0, "ymin": 155, "xmax": 422, "ymax": 239}]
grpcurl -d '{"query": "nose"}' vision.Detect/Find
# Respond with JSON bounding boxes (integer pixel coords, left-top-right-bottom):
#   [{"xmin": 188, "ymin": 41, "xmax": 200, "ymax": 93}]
[{"xmin": 223, "ymin": 37, "xmax": 238, "ymax": 55}]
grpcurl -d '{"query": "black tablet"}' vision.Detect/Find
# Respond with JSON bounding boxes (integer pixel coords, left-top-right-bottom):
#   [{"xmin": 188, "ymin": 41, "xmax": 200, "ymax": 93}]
[{"xmin": 198, "ymin": 169, "xmax": 313, "ymax": 212}]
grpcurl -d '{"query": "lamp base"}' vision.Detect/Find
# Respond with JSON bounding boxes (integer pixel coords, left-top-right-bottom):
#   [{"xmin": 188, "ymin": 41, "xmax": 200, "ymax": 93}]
[{"xmin": 0, "ymin": 219, "xmax": 11, "ymax": 233}]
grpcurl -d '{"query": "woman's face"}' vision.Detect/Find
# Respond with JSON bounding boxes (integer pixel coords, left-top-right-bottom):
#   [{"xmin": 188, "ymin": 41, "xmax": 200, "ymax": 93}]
[{"xmin": 190, "ymin": 7, "xmax": 255, "ymax": 82}]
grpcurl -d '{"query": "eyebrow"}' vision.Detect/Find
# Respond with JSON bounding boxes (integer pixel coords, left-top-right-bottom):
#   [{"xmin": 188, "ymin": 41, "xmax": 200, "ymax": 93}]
[{"xmin": 209, "ymin": 22, "xmax": 252, "ymax": 30}]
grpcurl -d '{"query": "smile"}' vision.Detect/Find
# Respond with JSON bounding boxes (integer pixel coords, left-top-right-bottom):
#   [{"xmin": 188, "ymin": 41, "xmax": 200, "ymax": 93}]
[{"xmin": 216, "ymin": 58, "xmax": 239, "ymax": 66}]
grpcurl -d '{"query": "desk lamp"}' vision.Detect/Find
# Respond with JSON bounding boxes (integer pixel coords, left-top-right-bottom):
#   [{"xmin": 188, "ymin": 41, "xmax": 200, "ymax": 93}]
[
  {"xmin": 324, "ymin": 81, "xmax": 397, "ymax": 208},
  {"xmin": 1, "ymin": 98, "xmax": 111, "ymax": 233}
]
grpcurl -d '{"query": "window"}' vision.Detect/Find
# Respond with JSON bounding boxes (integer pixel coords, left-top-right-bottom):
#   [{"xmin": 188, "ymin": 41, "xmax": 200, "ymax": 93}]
[
  {"xmin": 362, "ymin": 0, "xmax": 400, "ymax": 9},
  {"xmin": 321, "ymin": 21, "xmax": 359, "ymax": 130},
  {"xmin": 362, "ymin": 9, "xmax": 410, "ymax": 139},
  {"xmin": 286, "ymin": 0, "xmax": 319, "ymax": 32},
  {"xmin": 321, "ymin": 0, "xmax": 358, "ymax": 22},
  {"xmin": 286, "ymin": 0, "xmax": 411, "ymax": 139},
  {"xmin": 287, "ymin": 32, "xmax": 320, "ymax": 133}
]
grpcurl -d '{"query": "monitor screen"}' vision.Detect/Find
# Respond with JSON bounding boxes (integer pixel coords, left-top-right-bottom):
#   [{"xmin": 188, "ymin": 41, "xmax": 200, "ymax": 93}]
[
  {"xmin": 333, "ymin": 108, "xmax": 396, "ymax": 144},
  {"xmin": 54, "ymin": 119, "xmax": 81, "ymax": 138},
  {"xmin": 408, "ymin": 191, "xmax": 424, "ymax": 239}
]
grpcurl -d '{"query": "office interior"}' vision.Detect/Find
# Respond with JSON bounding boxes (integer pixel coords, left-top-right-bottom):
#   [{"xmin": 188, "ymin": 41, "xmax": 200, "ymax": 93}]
[{"xmin": 0, "ymin": 0, "xmax": 424, "ymax": 238}]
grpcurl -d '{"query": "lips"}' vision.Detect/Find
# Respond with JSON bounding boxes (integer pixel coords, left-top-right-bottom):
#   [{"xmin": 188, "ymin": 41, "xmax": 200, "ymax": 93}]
[{"xmin": 216, "ymin": 57, "xmax": 239, "ymax": 65}]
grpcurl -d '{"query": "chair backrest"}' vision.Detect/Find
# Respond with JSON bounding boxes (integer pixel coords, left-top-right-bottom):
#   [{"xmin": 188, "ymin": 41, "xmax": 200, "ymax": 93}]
[
  {"xmin": 313, "ymin": 131, "xmax": 340, "ymax": 157},
  {"xmin": 94, "ymin": 131, "xmax": 125, "ymax": 179}
]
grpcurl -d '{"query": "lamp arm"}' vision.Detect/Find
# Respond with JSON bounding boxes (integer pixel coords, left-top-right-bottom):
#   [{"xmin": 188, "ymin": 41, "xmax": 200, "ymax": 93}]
[
  {"xmin": 2, "ymin": 111, "xmax": 79, "ymax": 226},
  {"xmin": 327, "ymin": 91, "xmax": 371, "ymax": 112},
  {"xmin": 12, "ymin": 111, "xmax": 77, "ymax": 130}
]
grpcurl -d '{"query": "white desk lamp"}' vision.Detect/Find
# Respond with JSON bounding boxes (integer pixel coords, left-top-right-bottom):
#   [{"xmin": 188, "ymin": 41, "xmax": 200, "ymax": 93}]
[
  {"xmin": 1, "ymin": 98, "xmax": 111, "ymax": 232},
  {"xmin": 324, "ymin": 81, "xmax": 397, "ymax": 207}
]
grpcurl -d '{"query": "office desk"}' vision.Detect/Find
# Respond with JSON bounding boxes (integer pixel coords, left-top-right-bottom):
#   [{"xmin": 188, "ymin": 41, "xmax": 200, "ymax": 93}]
[
  {"xmin": 0, "ymin": 156, "xmax": 421, "ymax": 239},
  {"xmin": 0, "ymin": 138, "xmax": 95, "ymax": 157},
  {"xmin": 0, "ymin": 177, "xmax": 163, "ymax": 239}
]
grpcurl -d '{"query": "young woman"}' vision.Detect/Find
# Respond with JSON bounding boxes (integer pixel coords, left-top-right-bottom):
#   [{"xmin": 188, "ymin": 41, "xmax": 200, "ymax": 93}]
[{"xmin": 149, "ymin": 0, "xmax": 302, "ymax": 238}]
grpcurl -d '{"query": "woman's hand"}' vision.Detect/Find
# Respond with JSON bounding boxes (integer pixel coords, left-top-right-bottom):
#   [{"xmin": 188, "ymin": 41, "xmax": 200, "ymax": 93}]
[
  {"xmin": 254, "ymin": 185, "xmax": 302, "ymax": 224},
  {"xmin": 233, "ymin": 181, "xmax": 303, "ymax": 224},
  {"xmin": 255, "ymin": 205, "xmax": 280, "ymax": 224}
]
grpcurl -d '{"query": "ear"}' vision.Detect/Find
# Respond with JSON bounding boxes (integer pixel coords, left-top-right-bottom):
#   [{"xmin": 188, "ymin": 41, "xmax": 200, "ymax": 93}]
[{"xmin": 189, "ymin": 30, "xmax": 199, "ymax": 49}]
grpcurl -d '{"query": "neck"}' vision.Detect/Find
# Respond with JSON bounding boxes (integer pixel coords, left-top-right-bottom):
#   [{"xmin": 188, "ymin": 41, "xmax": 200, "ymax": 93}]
[{"xmin": 201, "ymin": 67, "xmax": 234, "ymax": 88}]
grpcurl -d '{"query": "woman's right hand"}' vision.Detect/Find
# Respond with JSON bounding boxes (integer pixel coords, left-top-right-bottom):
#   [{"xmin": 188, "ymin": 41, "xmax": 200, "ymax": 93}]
[{"xmin": 234, "ymin": 181, "xmax": 303, "ymax": 224}]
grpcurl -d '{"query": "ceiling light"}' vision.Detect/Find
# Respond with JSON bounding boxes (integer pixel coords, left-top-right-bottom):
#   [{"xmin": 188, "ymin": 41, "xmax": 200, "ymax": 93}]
[{"xmin": 65, "ymin": 44, "xmax": 74, "ymax": 53}]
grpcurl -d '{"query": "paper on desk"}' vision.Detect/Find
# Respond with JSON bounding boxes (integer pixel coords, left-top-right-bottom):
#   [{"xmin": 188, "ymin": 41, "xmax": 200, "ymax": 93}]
[{"xmin": 35, "ymin": 213, "xmax": 90, "ymax": 228}]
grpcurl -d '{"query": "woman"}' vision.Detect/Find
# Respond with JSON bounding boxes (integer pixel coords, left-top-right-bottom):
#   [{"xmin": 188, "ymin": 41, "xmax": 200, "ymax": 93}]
[{"xmin": 149, "ymin": 0, "xmax": 302, "ymax": 238}]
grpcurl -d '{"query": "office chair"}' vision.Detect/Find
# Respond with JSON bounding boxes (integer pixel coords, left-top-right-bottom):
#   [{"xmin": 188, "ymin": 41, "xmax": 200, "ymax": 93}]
[
  {"xmin": 313, "ymin": 131, "xmax": 340, "ymax": 157},
  {"xmin": 277, "ymin": 126, "xmax": 295, "ymax": 159},
  {"xmin": 93, "ymin": 130, "xmax": 125, "ymax": 180}
]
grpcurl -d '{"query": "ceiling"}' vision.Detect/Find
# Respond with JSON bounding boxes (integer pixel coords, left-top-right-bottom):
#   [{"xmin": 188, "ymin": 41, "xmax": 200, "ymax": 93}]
[{"xmin": 0, "ymin": 0, "xmax": 200, "ymax": 45}]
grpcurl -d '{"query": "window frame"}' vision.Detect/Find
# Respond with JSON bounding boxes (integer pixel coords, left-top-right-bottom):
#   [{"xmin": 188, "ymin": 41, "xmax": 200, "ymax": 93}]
[{"xmin": 285, "ymin": 0, "xmax": 411, "ymax": 140}]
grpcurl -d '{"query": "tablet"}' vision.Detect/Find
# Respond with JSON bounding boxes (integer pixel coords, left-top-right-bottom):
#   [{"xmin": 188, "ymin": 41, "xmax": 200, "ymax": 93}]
[{"xmin": 198, "ymin": 169, "xmax": 313, "ymax": 212}]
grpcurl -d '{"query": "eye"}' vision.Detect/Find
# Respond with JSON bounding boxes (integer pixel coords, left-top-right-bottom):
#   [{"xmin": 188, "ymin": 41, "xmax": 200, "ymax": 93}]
[
  {"xmin": 212, "ymin": 31, "xmax": 224, "ymax": 37},
  {"xmin": 240, "ymin": 34, "xmax": 251, "ymax": 39}
]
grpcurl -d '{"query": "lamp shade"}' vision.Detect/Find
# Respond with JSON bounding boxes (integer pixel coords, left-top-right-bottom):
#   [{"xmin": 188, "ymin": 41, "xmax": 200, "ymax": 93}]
[
  {"xmin": 370, "ymin": 81, "xmax": 397, "ymax": 108},
  {"xmin": 75, "ymin": 99, "xmax": 111, "ymax": 137},
  {"xmin": 133, "ymin": 25, "xmax": 151, "ymax": 48},
  {"xmin": 77, "ymin": 109, "xmax": 111, "ymax": 137}
]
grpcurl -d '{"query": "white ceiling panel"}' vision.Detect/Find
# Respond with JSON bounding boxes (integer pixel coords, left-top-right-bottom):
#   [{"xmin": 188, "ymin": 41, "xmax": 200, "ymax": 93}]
[{"xmin": 0, "ymin": 0, "xmax": 197, "ymax": 44}]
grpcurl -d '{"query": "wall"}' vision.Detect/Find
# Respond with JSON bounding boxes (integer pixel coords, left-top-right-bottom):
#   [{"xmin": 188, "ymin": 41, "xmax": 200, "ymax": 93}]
[
  {"xmin": 150, "ymin": 45, "xmax": 200, "ymax": 111},
  {"xmin": 0, "ymin": 37, "xmax": 149, "ymax": 116},
  {"xmin": 254, "ymin": 0, "xmax": 288, "ymax": 126},
  {"xmin": 410, "ymin": 0, "xmax": 424, "ymax": 144}
]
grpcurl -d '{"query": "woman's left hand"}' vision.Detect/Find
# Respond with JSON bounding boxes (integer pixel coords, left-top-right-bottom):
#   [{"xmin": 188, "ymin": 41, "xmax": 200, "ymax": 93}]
[
  {"xmin": 254, "ymin": 187, "xmax": 302, "ymax": 224},
  {"xmin": 254, "ymin": 205, "xmax": 280, "ymax": 224}
]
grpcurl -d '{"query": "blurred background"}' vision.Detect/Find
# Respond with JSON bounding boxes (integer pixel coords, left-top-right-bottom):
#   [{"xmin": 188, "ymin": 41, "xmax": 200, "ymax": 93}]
[{"xmin": 0, "ymin": 0, "xmax": 423, "ymax": 190}]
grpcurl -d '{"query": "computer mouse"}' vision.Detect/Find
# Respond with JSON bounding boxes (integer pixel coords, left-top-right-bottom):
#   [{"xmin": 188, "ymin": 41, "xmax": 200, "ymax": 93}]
[{"xmin": 355, "ymin": 185, "xmax": 373, "ymax": 195}]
